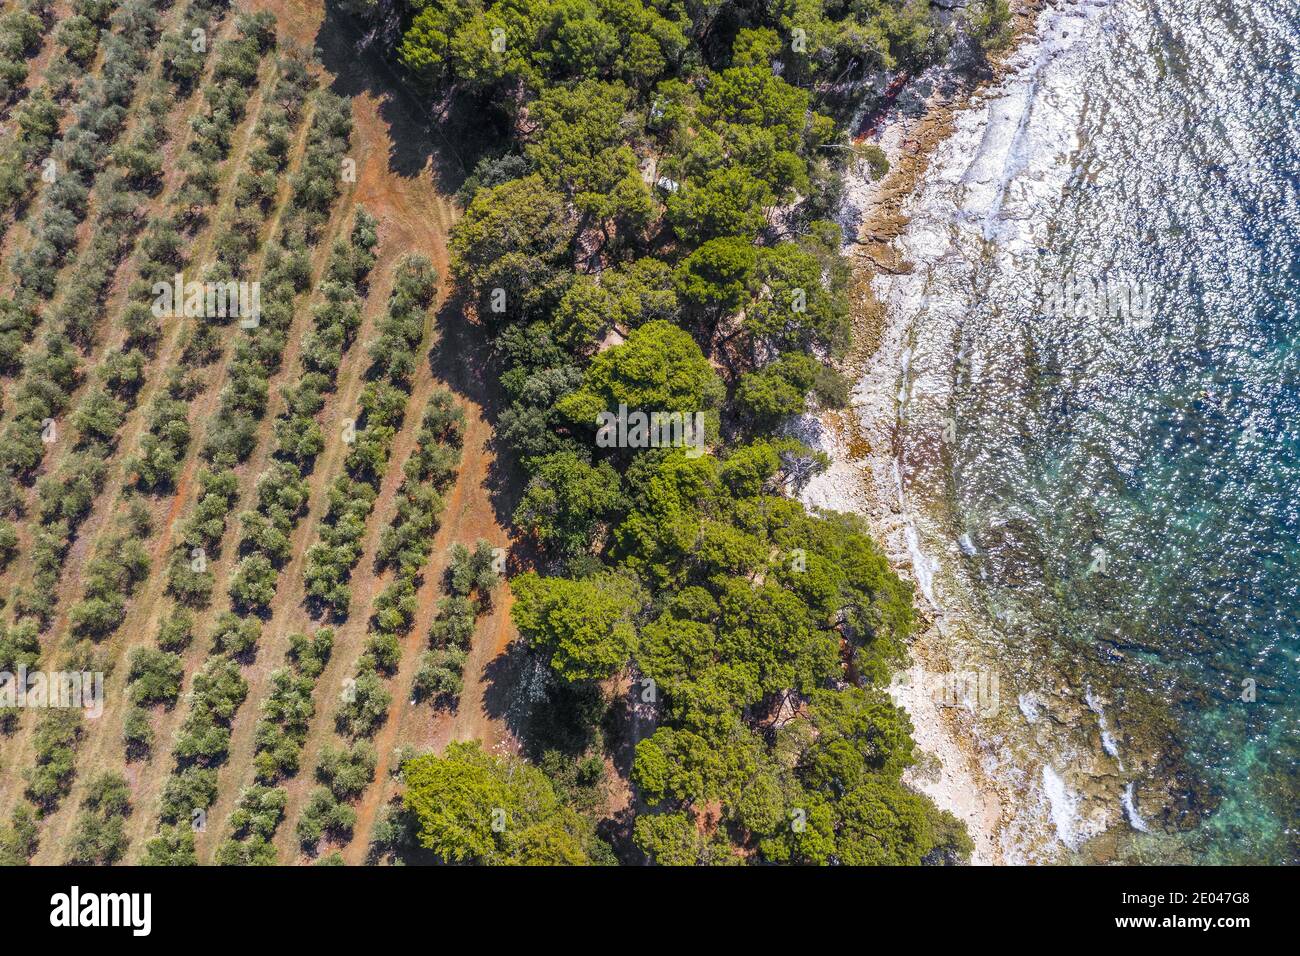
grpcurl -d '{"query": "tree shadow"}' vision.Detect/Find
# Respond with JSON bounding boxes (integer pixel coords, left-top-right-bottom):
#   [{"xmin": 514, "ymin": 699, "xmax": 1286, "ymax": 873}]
[
  {"xmin": 603, "ymin": 684, "xmax": 654, "ymax": 784},
  {"xmin": 478, "ymin": 638, "xmax": 534, "ymax": 743},
  {"xmin": 314, "ymin": 1, "xmax": 507, "ymax": 195},
  {"xmin": 599, "ymin": 806, "xmax": 643, "ymax": 864},
  {"xmin": 426, "ymin": 291, "xmax": 527, "ymax": 538}
]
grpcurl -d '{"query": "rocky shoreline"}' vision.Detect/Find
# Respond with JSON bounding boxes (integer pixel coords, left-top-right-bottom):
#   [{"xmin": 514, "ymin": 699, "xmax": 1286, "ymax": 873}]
[{"xmin": 796, "ymin": 0, "xmax": 1065, "ymax": 865}]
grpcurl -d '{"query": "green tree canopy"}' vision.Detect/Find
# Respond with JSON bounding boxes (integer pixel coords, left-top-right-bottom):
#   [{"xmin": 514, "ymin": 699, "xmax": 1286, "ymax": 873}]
[
  {"xmin": 526, "ymin": 79, "xmax": 651, "ymax": 227},
  {"xmin": 514, "ymin": 451, "xmax": 624, "ymax": 556},
  {"xmin": 556, "ymin": 320, "xmax": 724, "ymax": 433},
  {"xmin": 450, "ymin": 174, "xmax": 574, "ymax": 317},
  {"xmin": 402, "ymin": 740, "xmax": 602, "ymax": 864},
  {"xmin": 511, "ymin": 570, "xmax": 644, "ymax": 681}
]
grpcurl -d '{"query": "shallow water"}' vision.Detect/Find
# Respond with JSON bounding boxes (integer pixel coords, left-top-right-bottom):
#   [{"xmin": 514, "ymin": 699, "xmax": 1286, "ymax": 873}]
[{"xmin": 877, "ymin": 0, "xmax": 1299, "ymax": 863}]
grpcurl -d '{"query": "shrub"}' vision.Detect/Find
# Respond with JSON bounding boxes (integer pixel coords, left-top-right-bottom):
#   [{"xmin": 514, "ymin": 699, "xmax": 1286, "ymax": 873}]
[
  {"xmin": 316, "ymin": 740, "xmax": 377, "ymax": 800},
  {"xmin": 65, "ymin": 772, "xmax": 130, "ymax": 864},
  {"xmin": 156, "ymin": 607, "xmax": 195, "ymax": 652},
  {"xmin": 252, "ymin": 668, "xmax": 315, "ymax": 783},
  {"xmin": 141, "ymin": 825, "xmax": 197, "ymax": 866},
  {"xmin": 296, "ymin": 787, "xmax": 356, "ymax": 848},
  {"xmin": 0, "ymin": 619, "xmax": 39, "ymax": 671},
  {"xmin": 0, "ymin": 805, "xmax": 39, "ymax": 865},
  {"xmin": 159, "ymin": 767, "xmax": 218, "ymax": 824},
  {"xmin": 229, "ymin": 554, "xmax": 278, "ymax": 610},
  {"xmin": 56, "ymin": 15, "xmax": 99, "ymax": 65},
  {"xmin": 226, "ymin": 785, "xmax": 288, "ymax": 842},
  {"xmin": 446, "ymin": 540, "xmax": 501, "ymax": 604},
  {"xmin": 123, "ymin": 706, "xmax": 154, "ymax": 760},
  {"xmin": 24, "ymin": 710, "xmax": 82, "ymax": 809},
  {"xmin": 173, "ymin": 658, "xmax": 247, "ymax": 764},
  {"xmin": 428, "ymin": 596, "xmax": 477, "ymax": 650},
  {"xmin": 413, "ymin": 646, "xmax": 468, "ymax": 702},
  {"xmin": 127, "ymin": 647, "xmax": 184, "ymax": 705},
  {"xmin": 288, "ymin": 628, "xmax": 333, "ymax": 680},
  {"xmin": 333, "ymin": 666, "xmax": 390, "ymax": 739}
]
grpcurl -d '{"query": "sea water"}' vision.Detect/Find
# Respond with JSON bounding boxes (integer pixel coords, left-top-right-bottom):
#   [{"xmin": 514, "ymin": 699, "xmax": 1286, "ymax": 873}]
[{"xmin": 873, "ymin": 0, "xmax": 1299, "ymax": 863}]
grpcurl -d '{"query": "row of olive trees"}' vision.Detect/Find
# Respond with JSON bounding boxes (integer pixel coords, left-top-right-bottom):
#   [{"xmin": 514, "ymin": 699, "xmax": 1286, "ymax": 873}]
[
  {"xmin": 127, "ymin": 13, "xmax": 278, "ymax": 498},
  {"xmin": 122, "ymin": 29, "xmax": 330, "ymax": 863},
  {"xmin": 299, "ymin": 385, "xmax": 467, "ymax": 857},
  {"xmin": 277, "ymin": 257, "xmax": 439, "ymax": 858},
  {"xmin": 213, "ymin": 213, "xmax": 381, "ymax": 866},
  {"xmin": 414, "ymin": 539, "xmax": 499, "ymax": 704},
  {"xmin": 0, "ymin": 0, "xmax": 219, "ymax": 867},
  {"xmin": 2, "ymin": 6, "xmax": 278, "ymax": 866},
  {"xmin": 0, "ymin": 0, "xmax": 232, "ymax": 671},
  {"xmin": 176, "ymin": 100, "xmax": 365, "ymax": 866},
  {"xmin": 0, "ymin": 0, "xmax": 166, "ymax": 511},
  {"xmin": 302, "ymin": 256, "xmax": 439, "ymax": 618},
  {"xmin": 38, "ymin": 6, "xmax": 275, "ymax": 868},
  {"xmin": 48, "ymin": 3, "xmax": 261, "ymax": 650},
  {"xmin": 59, "ymin": 14, "xmax": 283, "ymax": 723},
  {"xmin": 242, "ymin": 216, "xmax": 377, "ymax": 778},
  {"xmin": 0, "ymin": 0, "xmax": 111, "ymax": 225},
  {"xmin": 140, "ymin": 68, "xmax": 368, "ymax": 869},
  {"xmin": 212, "ymin": 202, "xmax": 411, "ymax": 863}
]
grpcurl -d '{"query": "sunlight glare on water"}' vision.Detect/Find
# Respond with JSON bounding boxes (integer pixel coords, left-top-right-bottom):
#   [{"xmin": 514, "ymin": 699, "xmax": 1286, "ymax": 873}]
[{"xmin": 886, "ymin": 0, "xmax": 1299, "ymax": 862}]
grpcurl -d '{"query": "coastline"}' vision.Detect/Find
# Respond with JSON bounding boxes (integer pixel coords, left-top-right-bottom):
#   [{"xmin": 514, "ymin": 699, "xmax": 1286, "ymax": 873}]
[{"xmin": 797, "ymin": 0, "xmax": 1068, "ymax": 865}]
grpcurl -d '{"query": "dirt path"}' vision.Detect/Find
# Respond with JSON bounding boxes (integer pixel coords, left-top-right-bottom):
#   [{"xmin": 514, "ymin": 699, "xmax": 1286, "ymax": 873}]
[{"xmin": 243, "ymin": 0, "xmax": 528, "ymax": 864}]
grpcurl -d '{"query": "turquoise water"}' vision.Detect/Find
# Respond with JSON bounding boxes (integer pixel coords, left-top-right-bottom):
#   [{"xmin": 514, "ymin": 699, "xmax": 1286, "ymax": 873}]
[
  {"xmin": 930, "ymin": 0, "xmax": 1299, "ymax": 862},
  {"xmin": 862, "ymin": 0, "xmax": 1300, "ymax": 860}
]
